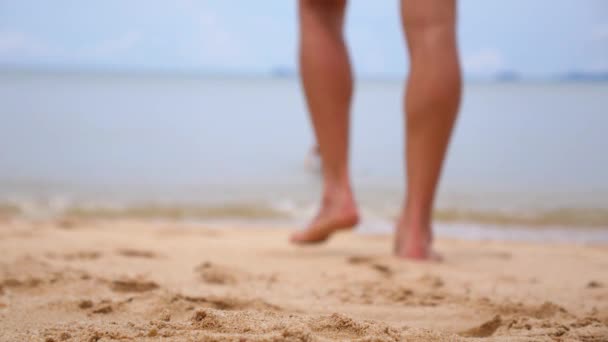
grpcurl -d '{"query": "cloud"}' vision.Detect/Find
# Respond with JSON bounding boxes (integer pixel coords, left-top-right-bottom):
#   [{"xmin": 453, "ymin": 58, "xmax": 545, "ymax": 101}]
[
  {"xmin": 585, "ymin": 61, "xmax": 608, "ymax": 72},
  {"xmin": 0, "ymin": 31, "xmax": 58, "ymax": 59},
  {"xmin": 83, "ymin": 31, "xmax": 142, "ymax": 57},
  {"xmin": 579, "ymin": 23, "xmax": 608, "ymax": 72},
  {"xmin": 199, "ymin": 12, "xmax": 237, "ymax": 52},
  {"xmin": 194, "ymin": 11, "xmax": 246, "ymax": 68},
  {"xmin": 0, "ymin": 29, "xmax": 144, "ymax": 66},
  {"xmin": 462, "ymin": 48, "xmax": 507, "ymax": 75},
  {"xmin": 590, "ymin": 23, "xmax": 608, "ymax": 42},
  {"xmin": 190, "ymin": 9, "xmax": 289, "ymax": 71}
]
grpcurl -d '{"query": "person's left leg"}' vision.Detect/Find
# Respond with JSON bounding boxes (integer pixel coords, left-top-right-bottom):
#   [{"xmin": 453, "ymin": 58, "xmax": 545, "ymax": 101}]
[{"xmin": 291, "ymin": 0, "xmax": 359, "ymax": 244}]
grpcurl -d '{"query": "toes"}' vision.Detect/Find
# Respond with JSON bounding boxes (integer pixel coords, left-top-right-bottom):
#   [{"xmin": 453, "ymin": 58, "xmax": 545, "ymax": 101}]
[
  {"xmin": 290, "ymin": 232, "xmax": 307, "ymax": 244},
  {"xmin": 289, "ymin": 230, "xmax": 327, "ymax": 245}
]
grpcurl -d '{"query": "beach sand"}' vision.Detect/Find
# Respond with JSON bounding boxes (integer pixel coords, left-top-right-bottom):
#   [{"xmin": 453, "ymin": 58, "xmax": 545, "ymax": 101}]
[{"xmin": 0, "ymin": 218, "xmax": 607, "ymax": 341}]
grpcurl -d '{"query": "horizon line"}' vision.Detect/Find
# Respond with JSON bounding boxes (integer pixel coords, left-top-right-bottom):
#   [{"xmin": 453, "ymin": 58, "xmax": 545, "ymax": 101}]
[{"xmin": 1, "ymin": 65, "xmax": 607, "ymax": 83}]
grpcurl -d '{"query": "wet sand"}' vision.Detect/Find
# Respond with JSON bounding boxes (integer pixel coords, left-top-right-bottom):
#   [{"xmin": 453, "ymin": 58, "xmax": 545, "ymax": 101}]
[{"xmin": 0, "ymin": 219, "xmax": 607, "ymax": 341}]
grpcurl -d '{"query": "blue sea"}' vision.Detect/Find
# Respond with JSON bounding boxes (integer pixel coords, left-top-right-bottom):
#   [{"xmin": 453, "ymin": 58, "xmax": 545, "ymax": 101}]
[{"xmin": 1, "ymin": 71, "xmax": 607, "ymax": 242}]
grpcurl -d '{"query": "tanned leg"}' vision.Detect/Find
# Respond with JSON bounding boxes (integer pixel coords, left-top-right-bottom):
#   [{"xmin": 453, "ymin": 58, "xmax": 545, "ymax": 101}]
[
  {"xmin": 291, "ymin": 0, "xmax": 359, "ymax": 244},
  {"xmin": 396, "ymin": 0, "xmax": 462, "ymax": 259}
]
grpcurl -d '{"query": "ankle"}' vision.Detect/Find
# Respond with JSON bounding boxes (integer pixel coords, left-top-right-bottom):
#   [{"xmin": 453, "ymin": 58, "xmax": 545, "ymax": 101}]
[
  {"xmin": 400, "ymin": 201, "xmax": 433, "ymax": 228},
  {"xmin": 322, "ymin": 179, "xmax": 353, "ymax": 201},
  {"xmin": 398, "ymin": 214, "xmax": 430, "ymax": 230},
  {"xmin": 397, "ymin": 213, "xmax": 433, "ymax": 244}
]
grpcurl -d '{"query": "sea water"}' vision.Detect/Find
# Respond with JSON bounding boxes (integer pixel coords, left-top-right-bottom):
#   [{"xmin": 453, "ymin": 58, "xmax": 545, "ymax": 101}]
[{"xmin": 1, "ymin": 71, "xmax": 607, "ymax": 242}]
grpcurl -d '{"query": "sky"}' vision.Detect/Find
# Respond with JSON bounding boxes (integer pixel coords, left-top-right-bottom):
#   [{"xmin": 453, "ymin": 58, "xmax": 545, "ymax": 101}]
[{"xmin": 0, "ymin": 0, "xmax": 606, "ymax": 78}]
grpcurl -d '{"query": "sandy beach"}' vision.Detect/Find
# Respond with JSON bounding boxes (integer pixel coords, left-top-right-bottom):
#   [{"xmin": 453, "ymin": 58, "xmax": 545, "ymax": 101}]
[{"xmin": 0, "ymin": 218, "xmax": 607, "ymax": 341}]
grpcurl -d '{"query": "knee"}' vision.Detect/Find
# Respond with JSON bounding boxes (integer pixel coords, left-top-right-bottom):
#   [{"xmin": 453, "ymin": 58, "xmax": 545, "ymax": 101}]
[
  {"xmin": 410, "ymin": 25, "xmax": 456, "ymax": 56},
  {"xmin": 299, "ymin": 0, "xmax": 347, "ymax": 32},
  {"xmin": 299, "ymin": 0, "xmax": 347, "ymax": 13},
  {"xmin": 403, "ymin": 6, "xmax": 457, "ymax": 53}
]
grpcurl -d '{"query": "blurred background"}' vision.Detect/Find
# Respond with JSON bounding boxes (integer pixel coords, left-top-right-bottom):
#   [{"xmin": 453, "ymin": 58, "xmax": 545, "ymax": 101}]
[{"xmin": 0, "ymin": 0, "xmax": 607, "ymax": 241}]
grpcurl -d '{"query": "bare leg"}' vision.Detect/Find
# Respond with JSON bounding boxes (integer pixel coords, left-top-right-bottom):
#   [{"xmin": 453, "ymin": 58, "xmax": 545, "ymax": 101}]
[
  {"xmin": 396, "ymin": 0, "xmax": 462, "ymax": 259},
  {"xmin": 291, "ymin": 0, "xmax": 359, "ymax": 244}
]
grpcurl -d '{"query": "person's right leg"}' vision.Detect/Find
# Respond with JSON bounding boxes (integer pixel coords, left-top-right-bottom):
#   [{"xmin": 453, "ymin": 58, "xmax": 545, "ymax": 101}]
[
  {"xmin": 396, "ymin": 0, "xmax": 462, "ymax": 259},
  {"xmin": 291, "ymin": 0, "xmax": 359, "ymax": 244}
]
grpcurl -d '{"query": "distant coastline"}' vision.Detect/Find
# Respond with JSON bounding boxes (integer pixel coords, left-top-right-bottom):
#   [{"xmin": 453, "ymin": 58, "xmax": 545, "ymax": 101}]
[{"xmin": 1, "ymin": 65, "xmax": 607, "ymax": 83}]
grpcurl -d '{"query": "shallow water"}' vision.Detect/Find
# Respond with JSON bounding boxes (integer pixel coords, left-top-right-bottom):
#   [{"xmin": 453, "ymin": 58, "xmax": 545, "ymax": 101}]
[{"xmin": 1, "ymin": 71, "xmax": 607, "ymax": 240}]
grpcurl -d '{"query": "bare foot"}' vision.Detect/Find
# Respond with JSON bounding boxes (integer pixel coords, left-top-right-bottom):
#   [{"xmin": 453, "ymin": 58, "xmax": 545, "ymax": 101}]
[
  {"xmin": 394, "ymin": 220, "xmax": 441, "ymax": 261},
  {"xmin": 290, "ymin": 191, "xmax": 359, "ymax": 244}
]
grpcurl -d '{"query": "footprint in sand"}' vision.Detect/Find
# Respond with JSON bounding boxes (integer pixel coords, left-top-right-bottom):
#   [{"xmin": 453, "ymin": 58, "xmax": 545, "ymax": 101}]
[
  {"xmin": 330, "ymin": 281, "xmax": 415, "ymax": 305},
  {"xmin": 194, "ymin": 262, "xmax": 275, "ymax": 287},
  {"xmin": 117, "ymin": 249, "xmax": 159, "ymax": 259},
  {"xmin": 489, "ymin": 251, "xmax": 512, "ymax": 259},
  {"xmin": 77, "ymin": 299, "xmax": 114, "ymax": 315},
  {"xmin": 332, "ymin": 277, "xmax": 455, "ymax": 307},
  {"xmin": 92, "ymin": 304, "xmax": 113, "ymax": 314},
  {"xmin": 346, "ymin": 256, "xmax": 394, "ymax": 277},
  {"xmin": 47, "ymin": 251, "xmax": 102, "ymax": 261},
  {"xmin": 78, "ymin": 298, "xmax": 139, "ymax": 315},
  {"xmin": 587, "ymin": 280, "xmax": 603, "ymax": 289},
  {"xmin": 55, "ymin": 218, "xmax": 80, "ymax": 230},
  {"xmin": 110, "ymin": 278, "xmax": 159, "ymax": 293},
  {"xmin": 417, "ymin": 274, "xmax": 445, "ymax": 289},
  {"xmin": 78, "ymin": 299, "xmax": 94, "ymax": 309},
  {"xmin": 174, "ymin": 294, "xmax": 282, "ymax": 312},
  {"xmin": 1, "ymin": 277, "xmax": 43, "ymax": 289},
  {"xmin": 195, "ymin": 262, "xmax": 240, "ymax": 285}
]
